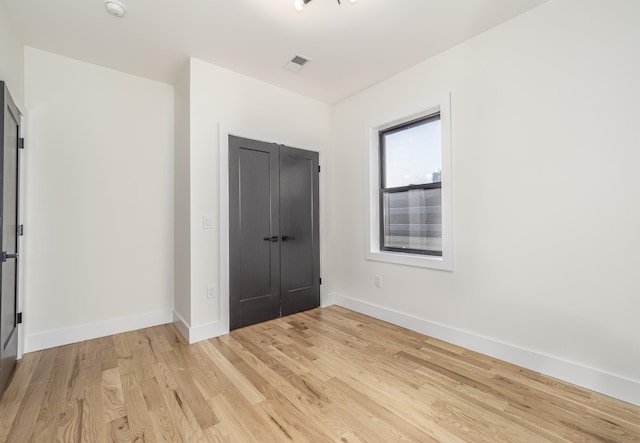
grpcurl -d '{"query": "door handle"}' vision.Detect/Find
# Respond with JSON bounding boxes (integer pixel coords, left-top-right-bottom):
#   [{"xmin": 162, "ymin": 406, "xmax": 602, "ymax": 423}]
[
  {"xmin": 281, "ymin": 236, "xmax": 295, "ymax": 242},
  {"xmin": 263, "ymin": 236, "xmax": 279, "ymax": 242},
  {"xmin": 1, "ymin": 251, "xmax": 18, "ymax": 262}
]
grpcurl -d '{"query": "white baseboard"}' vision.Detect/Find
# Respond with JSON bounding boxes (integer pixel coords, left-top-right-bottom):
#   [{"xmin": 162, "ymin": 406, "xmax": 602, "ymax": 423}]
[
  {"xmin": 172, "ymin": 310, "xmax": 191, "ymax": 342},
  {"xmin": 25, "ymin": 309, "xmax": 174, "ymax": 353},
  {"xmin": 320, "ymin": 291, "xmax": 336, "ymax": 308},
  {"xmin": 333, "ymin": 293, "xmax": 640, "ymax": 407},
  {"xmin": 172, "ymin": 310, "xmax": 227, "ymax": 344}
]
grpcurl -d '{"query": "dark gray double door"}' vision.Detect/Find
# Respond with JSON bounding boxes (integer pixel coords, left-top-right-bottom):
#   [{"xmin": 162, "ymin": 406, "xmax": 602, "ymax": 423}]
[
  {"xmin": 0, "ymin": 82, "xmax": 21, "ymax": 400},
  {"xmin": 229, "ymin": 136, "xmax": 320, "ymax": 330}
]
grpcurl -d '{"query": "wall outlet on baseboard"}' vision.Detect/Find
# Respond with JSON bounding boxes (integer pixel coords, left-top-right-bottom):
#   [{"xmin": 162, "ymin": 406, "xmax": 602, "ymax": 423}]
[
  {"xmin": 206, "ymin": 284, "xmax": 217, "ymax": 300},
  {"xmin": 374, "ymin": 275, "xmax": 382, "ymax": 288}
]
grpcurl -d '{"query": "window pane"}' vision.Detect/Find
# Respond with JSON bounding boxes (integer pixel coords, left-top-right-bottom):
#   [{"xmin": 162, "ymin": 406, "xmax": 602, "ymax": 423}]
[
  {"xmin": 383, "ymin": 117, "xmax": 441, "ymax": 188},
  {"xmin": 383, "ymin": 188, "xmax": 442, "ymax": 254}
]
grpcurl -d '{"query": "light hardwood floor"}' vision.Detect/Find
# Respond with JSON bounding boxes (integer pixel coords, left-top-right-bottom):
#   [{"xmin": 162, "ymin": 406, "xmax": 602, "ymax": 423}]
[{"xmin": 0, "ymin": 306, "xmax": 638, "ymax": 442}]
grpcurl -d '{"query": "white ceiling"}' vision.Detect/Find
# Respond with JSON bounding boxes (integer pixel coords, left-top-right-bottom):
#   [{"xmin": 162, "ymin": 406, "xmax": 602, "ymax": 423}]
[{"xmin": 3, "ymin": 0, "xmax": 548, "ymax": 104}]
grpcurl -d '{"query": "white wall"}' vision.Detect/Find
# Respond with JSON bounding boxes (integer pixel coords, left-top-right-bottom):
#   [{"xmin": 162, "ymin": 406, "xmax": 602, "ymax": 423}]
[
  {"xmin": 330, "ymin": 0, "xmax": 640, "ymax": 404},
  {"xmin": 174, "ymin": 62, "xmax": 191, "ymax": 331},
  {"xmin": 23, "ymin": 47, "xmax": 175, "ymax": 351},
  {"xmin": 175, "ymin": 58, "xmax": 331, "ymax": 340},
  {"xmin": 0, "ymin": 0, "xmax": 24, "ymax": 109}
]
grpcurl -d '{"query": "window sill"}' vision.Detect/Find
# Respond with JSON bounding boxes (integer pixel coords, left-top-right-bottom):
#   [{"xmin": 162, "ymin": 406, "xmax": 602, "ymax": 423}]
[{"xmin": 365, "ymin": 249, "xmax": 452, "ymax": 271}]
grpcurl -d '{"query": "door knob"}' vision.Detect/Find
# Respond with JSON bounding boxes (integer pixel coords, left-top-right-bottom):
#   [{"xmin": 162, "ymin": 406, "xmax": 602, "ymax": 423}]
[{"xmin": 263, "ymin": 236, "xmax": 279, "ymax": 242}]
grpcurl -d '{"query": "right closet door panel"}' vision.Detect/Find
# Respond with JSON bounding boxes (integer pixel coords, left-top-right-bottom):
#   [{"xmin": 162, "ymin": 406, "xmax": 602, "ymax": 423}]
[{"xmin": 280, "ymin": 146, "xmax": 320, "ymax": 316}]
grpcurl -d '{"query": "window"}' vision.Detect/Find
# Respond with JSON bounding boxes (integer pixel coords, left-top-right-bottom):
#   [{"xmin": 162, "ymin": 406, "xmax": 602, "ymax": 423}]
[
  {"xmin": 365, "ymin": 94, "xmax": 452, "ymax": 270},
  {"xmin": 379, "ymin": 114, "xmax": 442, "ymax": 256}
]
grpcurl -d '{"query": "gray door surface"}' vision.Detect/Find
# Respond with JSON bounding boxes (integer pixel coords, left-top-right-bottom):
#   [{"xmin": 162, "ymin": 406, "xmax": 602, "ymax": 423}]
[
  {"xmin": 229, "ymin": 136, "xmax": 319, "ymax": 330},
  {"xmin": 279, "ymin": 146, "xmax": 320, "ymax": 316},
  {"xmin": 0, "ymin": 82, "xmax": 21, "ymax": 399}
]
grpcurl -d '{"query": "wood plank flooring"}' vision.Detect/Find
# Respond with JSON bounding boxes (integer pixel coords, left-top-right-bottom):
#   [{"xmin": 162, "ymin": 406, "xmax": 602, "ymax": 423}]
[{"xmin": 0, "ymin": 306, "xmax": 638, "ymax": 442}]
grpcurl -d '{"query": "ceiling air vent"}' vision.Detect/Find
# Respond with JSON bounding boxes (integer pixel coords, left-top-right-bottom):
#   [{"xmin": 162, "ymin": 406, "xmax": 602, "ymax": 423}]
[{"xmin": 284, "ymin": 54, "xmax": 311, "ymax": 72}]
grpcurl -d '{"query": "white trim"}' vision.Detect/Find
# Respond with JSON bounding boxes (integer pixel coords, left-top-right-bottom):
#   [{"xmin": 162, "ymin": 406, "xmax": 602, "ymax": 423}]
[
  {"xmin": 17, "ymin": 114, "xmax": 25, "ymax": 359},
  {"xmin": 173, "ymin": 310, "xmax": 227, "ymax": 344},
  {"xmin": 24, "ymin": 309, "xmax": 173, "ymax": 353},
  {"xmin": 190, "ymin": 321, "xmax": 227, "ymax": 343},
  {"xmin": 320, "ymin": 292, "xmax": 336, "ymax": 308},
  {"xmin": 172, "ymin": 310, "xmax": 191, "ymax": 342},
  {"xmin": 219, "ymin": 125, "xmax": 231, "ymax": 339},
  {"xmin": 333, "ymin": 293, "xmax": 640, "ymax": 407},
  {"xmin": 364, "ymin": 93, "xmax": 453, "ymax": 271}
]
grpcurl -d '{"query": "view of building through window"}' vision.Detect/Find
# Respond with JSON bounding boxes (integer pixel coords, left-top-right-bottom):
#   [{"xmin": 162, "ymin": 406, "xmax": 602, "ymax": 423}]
[{"xmin": 380, "ymin": 114, "xmax": 442, "ymax": 256}]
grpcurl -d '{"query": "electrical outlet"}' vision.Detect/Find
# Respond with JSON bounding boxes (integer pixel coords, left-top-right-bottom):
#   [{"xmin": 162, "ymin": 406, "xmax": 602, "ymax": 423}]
[
  {"xmin": 206, "ymin": 284, "xmax": 217, "ymax": 300},
  {"xmin": 374, "ymin": 275, "xmax": 382, "ymax": 288}
]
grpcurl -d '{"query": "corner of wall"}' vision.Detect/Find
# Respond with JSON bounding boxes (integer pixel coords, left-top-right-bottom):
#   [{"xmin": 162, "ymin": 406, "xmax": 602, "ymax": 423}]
[
  {"xmin": 172, "ymin": 309, "xmax": 190, "ymax": 343},
  {"xmin": 0, "ymin": 2, "xmax": 24, "ymax": 110},
  {"xmin": 172, "ymin": 309, "xmax": 227, "ymax": 344},
  {"xmin": 173, "ymin": 61, "xmax": 192, "ymax": 326}
]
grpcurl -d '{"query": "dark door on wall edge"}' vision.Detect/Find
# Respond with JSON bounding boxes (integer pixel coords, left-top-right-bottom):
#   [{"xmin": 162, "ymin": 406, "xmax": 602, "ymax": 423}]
[{"xmin": 0, "ymin": 81, "xmax": 21, "ymax": 400}]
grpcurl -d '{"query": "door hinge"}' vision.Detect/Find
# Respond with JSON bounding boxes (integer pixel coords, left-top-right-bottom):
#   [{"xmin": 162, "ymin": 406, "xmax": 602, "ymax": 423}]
[
  {"xmin": 1, "ymin": 251, "xmax": 18, "ymax": 262},
  {"xmin": 18, "ymin": 137, "xmax": 24, "ymax": 149},
  {"xmin": 318, "ymin": 165, "xmax": 321, "ymax": 173},
  {"xmin": 16, "ymin": 313, "xmax": 22, "ymax": 324},
  {"xmin": 319, "ymin": 277, "xmax": 322, "ymax": 285},
  {"xmin": 17, "ymin": 224, "xmax": 23, "ymax": 236}
]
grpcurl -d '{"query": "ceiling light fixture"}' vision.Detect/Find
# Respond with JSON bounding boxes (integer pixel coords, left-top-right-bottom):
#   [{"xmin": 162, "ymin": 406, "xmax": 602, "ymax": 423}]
[
  {"xmin": 295, "ymin": 0, "xmax": 357, "ymax": 12},
  {"xmin": 105, "ymin": 1, "xmax": 126, "ymax": 18}
]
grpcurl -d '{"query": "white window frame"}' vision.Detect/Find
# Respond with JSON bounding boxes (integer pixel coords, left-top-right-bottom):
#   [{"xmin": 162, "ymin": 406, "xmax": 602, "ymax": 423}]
[{"xmin": 365, "ymin": 93, "xmax": 453, "ymax": 271}]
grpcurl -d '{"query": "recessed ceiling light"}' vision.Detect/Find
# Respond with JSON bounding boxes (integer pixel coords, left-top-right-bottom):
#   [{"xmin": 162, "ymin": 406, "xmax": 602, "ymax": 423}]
[{"xmin": 105, "ymin": 1, "xmax": 126, "ymax": 18}]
